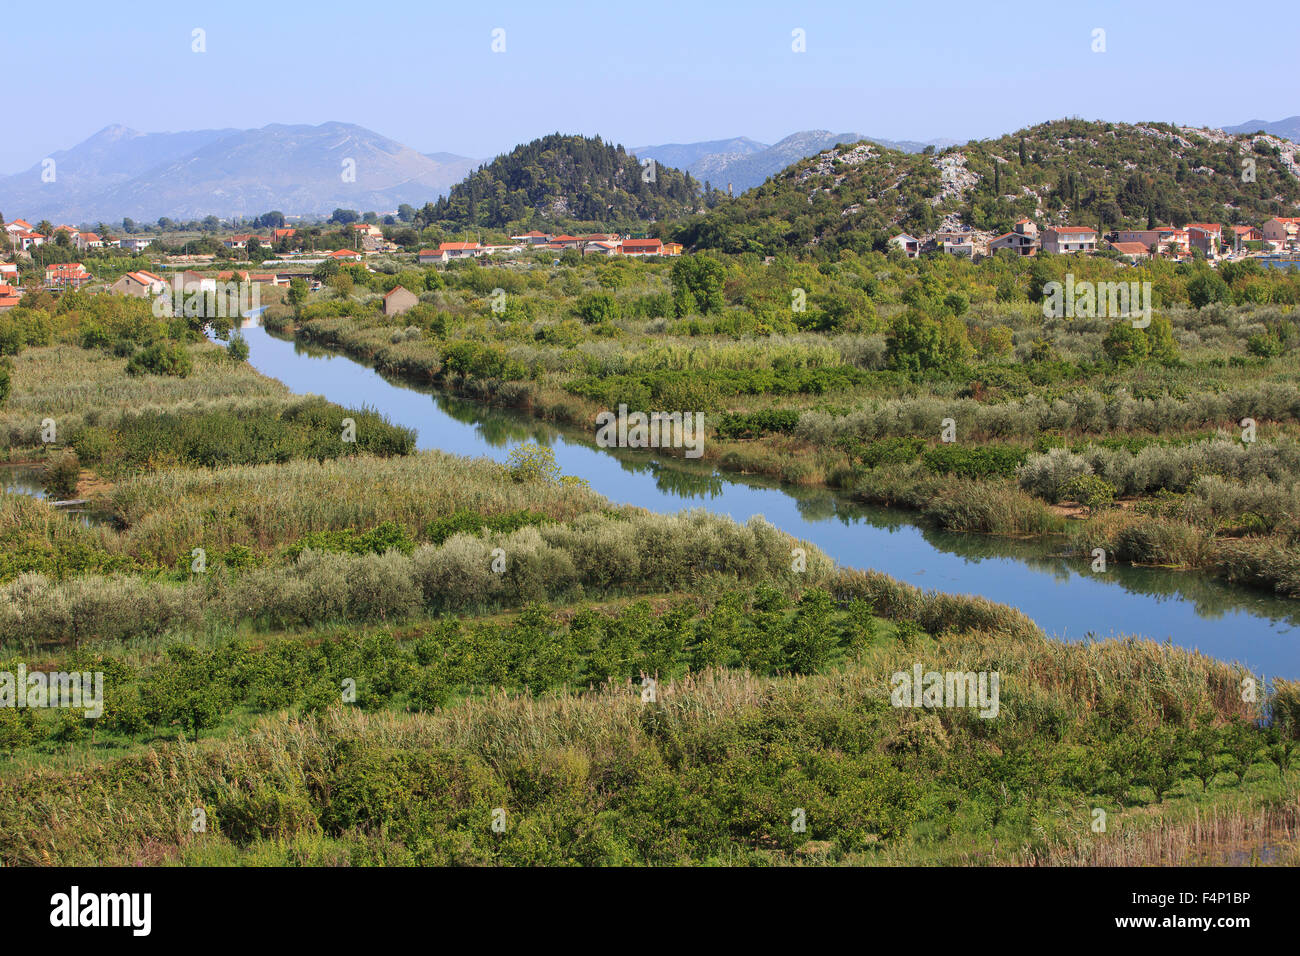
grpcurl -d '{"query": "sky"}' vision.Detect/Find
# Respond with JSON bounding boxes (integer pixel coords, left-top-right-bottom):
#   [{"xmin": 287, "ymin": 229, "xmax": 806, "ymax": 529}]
[{"xmin": 4, "ymin": 0, "xmax": 1296, "ymax": 173}]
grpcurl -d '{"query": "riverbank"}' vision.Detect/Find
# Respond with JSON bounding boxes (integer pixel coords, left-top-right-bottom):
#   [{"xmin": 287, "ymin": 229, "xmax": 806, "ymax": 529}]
[{"xmin": 225, "ymin": 317, "xmax": 1300, "ymax": 677}]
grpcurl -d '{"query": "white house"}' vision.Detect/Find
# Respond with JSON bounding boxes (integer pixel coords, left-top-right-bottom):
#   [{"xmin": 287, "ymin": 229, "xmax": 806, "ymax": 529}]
[
  {"xmin": 889, "ymin": 233, "xmax": 921, "ymax": 258},
  {"xmin": 118, "ymin": 237, "xmax": 157, "ymax": 254}
]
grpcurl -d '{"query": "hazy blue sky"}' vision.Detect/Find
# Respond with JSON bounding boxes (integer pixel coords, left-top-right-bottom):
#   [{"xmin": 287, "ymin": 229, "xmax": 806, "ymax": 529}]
[{"xmin": 5, "ymin": 0, "xmax": 1295, "ymax": 172}]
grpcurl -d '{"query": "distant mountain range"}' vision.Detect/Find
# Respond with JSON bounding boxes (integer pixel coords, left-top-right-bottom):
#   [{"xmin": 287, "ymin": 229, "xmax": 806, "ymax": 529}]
[
  {"xmin": 0, "ymin": 123, "xmax": 480, "ymax": 224},
  {"xmin": 7, "ymin": 116, "xmax": 1289, "ymax": 226},
  {"xmin": 633, "ymin": 130, "xmax": 958, "ymax": 193},
  {"xmin": 1222, "ymin": 116, "xmax": 1300, "ymax": 143}
]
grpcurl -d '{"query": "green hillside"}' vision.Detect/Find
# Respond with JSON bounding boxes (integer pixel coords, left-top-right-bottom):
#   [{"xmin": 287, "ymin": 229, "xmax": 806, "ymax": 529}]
[
  {"xmin": 427, "ymin": 133, "xmax": 715, "ymax": 231},
  {"xmin": 672, "ymin": 119, "xmax": 1300, "ymax": 257}
]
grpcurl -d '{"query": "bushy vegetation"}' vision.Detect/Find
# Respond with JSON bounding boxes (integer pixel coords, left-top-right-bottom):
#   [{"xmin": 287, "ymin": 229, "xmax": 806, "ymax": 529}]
[
  {"xmin": 0, "ymin": 508, "xmax": 831, "ymax": 647},
  {"xmin": 42, "ymin": 449, "xmax": 81, "ymax": 500},
  {"xmin": 71, "ymin": 397, "xmax": 413, "ymax": 477},
  {"xmin": 126, "ymin": 341, "xmax": 193, "ymax": 378},
  {"xmin": 1, "ymin": 627, "xmax": 1293, "ymax": 867}
]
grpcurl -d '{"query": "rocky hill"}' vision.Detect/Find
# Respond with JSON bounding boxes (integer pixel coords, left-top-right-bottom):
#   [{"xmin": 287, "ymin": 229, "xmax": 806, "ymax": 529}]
[{"xmin": 671, "ymin": 119, "xmax": 1300, "ymax": 257}]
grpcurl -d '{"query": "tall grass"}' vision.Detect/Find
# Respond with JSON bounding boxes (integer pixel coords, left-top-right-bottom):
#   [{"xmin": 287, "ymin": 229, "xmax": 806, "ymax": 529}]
[
  {"xmin": 105, "ymin": 450, "xmax": 608, "ymax": 563},
  {"xmin": 0, "ymin": 342, "xmax": 285, "ymax": 451},
  {"xmin": 0, "ymin": 632, "xmax": 1285, "ymax": 867}
]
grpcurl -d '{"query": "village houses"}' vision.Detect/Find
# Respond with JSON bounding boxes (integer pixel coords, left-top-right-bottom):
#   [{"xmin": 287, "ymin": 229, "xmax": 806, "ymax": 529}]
[
  {"xmin": 44, "ymin": 262, "xmax": 92, "ymax": 290},
  {"xmin": 989, "ymin": 219, "xmax": 1039, "ymax": 256}
]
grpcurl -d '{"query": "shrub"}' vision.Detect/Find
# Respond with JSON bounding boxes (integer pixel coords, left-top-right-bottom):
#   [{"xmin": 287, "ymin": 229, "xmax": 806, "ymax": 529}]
[
  {"xmin": 922, "ymin": 444, "xmax": 1028, "ymax": 480},
  {"xmin": 1062, "ymin": 473, "xmax": 1117, "ymax": 513},
  {"xmin": 715, "ymin": 409, "xmax": 803, "ymax": 440},
  {"xmin": 886, "ymin": 309, "xmax": 972, "ymax": 374},
  {"xmin": 1246, "ymin": 332, "xmax": 1284, "ymax": 358},
  {"xmin": 1017, "ymin": 448, "xmax": 1091, "ymax": 503},
  {"xmin": 574, "ymin": 291, "xmax": 620, "ymax": 324},
  {"xmin": 284, "ymin": 521, "xmax": 417, "ymax": 560},
  {"xmin": 1188, "ymin": 271, "xmax": 1232, "ymax": 309},
  {"xmin": 1101, "ymin": 322, "xmax": 1149, "ymax": 366},
  {"xmin": 126, "ymin": 342, "xmax": 193, "ymax": 378},
  {"xmin": 506, "ymin": 443, "xmax": 568, "ymax": 484},
  {"xmin": 227, "ymin": 334, "xmax": 250, "ymax": 363},
  {"xmin": 847, "ymin": 436, "xmax": 925, "ymax": 468},
  {"xmin": 42, "ymin": 450, "xmax": 80, "ymax": 500},
  {"xmin": 0, "ymin": 309, "xmax": 53, "ymax": 355},
  {"xmin": 424, "ymin": 509, "xmax": 554, "ymax": 545}
]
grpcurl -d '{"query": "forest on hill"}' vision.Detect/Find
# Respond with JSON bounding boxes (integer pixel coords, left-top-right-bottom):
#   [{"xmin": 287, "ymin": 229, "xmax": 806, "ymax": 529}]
[{"xmin": 425, "ymin": 133, "xmax": 721, "ymax": 233}]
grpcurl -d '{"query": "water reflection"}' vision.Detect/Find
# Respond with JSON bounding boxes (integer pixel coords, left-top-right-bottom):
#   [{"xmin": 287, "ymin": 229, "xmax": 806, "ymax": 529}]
[
  {"xmin": 1, "ymin": 463, "xmax": 114, "ymax": 527},
  {"xmin": 1, "ymin": 464, "xmax": 46, "ymax": 498}
]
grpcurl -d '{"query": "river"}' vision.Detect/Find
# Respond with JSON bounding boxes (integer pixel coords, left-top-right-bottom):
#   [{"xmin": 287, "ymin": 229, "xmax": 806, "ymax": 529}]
[{"xmin": 232, "ymin": 318, "xmax": 1300, "ymax": 680}]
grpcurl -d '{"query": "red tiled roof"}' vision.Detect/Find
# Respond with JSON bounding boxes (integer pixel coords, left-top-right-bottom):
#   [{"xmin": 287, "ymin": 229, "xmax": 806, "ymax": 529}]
[
  {"xmin": 121, "ymin": 270, "xmax": 164, "ymax": 286},
  {"xmin": 438, "ymin": 242, "xmax": 480, "ymax": 251},
  {"xmin": 1110, "ymin": 242, "xmax": 1149, "ymax": 255},
  {"xmin": 45, "ymin": 263, "xmax": 90, "ymax": 276}
]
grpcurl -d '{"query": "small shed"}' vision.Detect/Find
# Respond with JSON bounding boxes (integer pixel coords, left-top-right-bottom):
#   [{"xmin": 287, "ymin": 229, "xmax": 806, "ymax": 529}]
[{"xmin": 384, "ymin": 285, "xmax": 419, "ymax": 316}]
